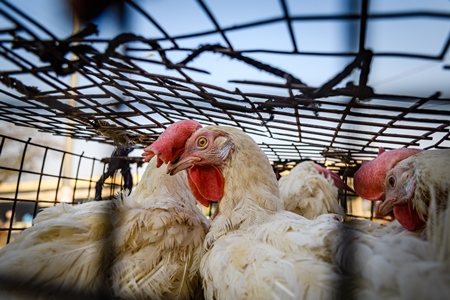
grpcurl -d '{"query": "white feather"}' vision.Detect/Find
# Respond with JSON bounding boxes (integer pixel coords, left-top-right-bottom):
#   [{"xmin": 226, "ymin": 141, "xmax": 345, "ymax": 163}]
[
  {"xmin": 279, "ymin": 161, "xmax": 346, "ymax": 219},
  {"xmin": 192, "ymin": 125, "xmax": 450, "ymax": 300},
  {"xmin": 0, "ymin": 157, "xmax": 209, "ymax": 299}
]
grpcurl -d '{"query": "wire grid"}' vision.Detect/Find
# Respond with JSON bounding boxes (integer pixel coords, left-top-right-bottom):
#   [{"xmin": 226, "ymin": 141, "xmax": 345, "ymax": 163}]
[
  {"xmin": 0, "ymin": 0, "xmax": 449, "ymax": 173},
  {"xmin": 0, "ymin": 3, "xmax": 426, "ymax": 294},
  {"xmin": 0, "ymin": 133, "xmax": 146, "ymax": 245}
]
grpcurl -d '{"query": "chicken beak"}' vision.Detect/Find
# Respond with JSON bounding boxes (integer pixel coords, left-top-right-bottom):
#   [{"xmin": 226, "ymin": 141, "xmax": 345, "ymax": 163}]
[
  {"xmin": 166, "ymin": 157, "xmax": 201, "ymax": 176},
  {"xmin": 378, "ymin": 198, "xmax": 396, "ymax": 216}
]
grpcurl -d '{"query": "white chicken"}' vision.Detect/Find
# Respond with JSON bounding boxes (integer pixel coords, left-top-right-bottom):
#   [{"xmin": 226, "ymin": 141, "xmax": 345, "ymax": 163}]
[
  {"xmin": 277, "ymin": 160, "xmax": 419, "ymax": 238},
  {"xmin": 278, "ymin": 161, "xmax": 347, "ymax": 219},
  {"xmin": 0, "ymin": 156, "xmax": 209, "ymax": 299},
  {"xmin": 143, "ymin": 119, "xmax": 450, "ymax": 300}
]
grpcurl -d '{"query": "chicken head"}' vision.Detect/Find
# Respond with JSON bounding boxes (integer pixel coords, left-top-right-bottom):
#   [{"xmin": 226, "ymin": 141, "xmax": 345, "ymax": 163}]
[
  {"xmin": 167, "ymin": 126, "xmax": 233, "ymax": 207},
  {"xmin": 142, "ymin": 120, "xmax": 231, "ymax": 207},
  {"xmin": 379, "ymin": 163, "xmax": 425, "ymax": 231},
  {"xmin": 353, "ymin": 147, "xmax": 422, "ymax": 200}
]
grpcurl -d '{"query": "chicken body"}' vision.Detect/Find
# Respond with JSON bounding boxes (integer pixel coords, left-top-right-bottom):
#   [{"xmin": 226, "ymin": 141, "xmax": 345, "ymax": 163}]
[
  {"xmin": 0, "ymin": 157, "xmax": 209, "ymax": 299},
  {"xmin": 145, "ymin": 120, "xmax": 450, "ymax": 300},
  {"xmin": 165, "ymin": 125, "xmax": 346, "ymax": 299},
  {"xmin": 279, "ymin": 161, "xmax": 346, "ymax": 219}
]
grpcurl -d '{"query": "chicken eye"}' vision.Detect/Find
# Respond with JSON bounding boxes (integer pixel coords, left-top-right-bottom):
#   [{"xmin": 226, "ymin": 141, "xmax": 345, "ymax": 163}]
[
  {"xmin": 388, "ymin": 175, "xmax": 396, "ymax": 188},
  {"xmin": 197, "ymin": 137, "xmax": 208, "ymax": 148}
]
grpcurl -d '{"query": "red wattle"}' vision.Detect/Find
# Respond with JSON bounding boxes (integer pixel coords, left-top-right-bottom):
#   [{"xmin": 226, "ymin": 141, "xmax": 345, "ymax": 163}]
[
  {"xmin": 188, "ymin": 165, "xmax": 224, "ymax": 206},
  {"xmin": 188, "ymin": 176, "xmax": 210, "ymax": 207},
  {"xmin": 393, "ymin": 203, "xmax": 426, "ymax": 231}
]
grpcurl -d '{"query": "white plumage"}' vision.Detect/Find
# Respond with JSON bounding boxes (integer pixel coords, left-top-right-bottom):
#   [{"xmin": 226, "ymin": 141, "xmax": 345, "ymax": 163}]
[
  {"xmin": 145, "ymin": 120, "xmax": 450, "ymax": 300},
  {"xmin": 201, "ymin": 213, "xmax": 346, "ymax": 300},
  {"xmin": 278, "ymin": 161, "xmax": 346, "ymax": 219},
  {"xmin": 0, "ymin": 157, "xmax": 209, "ymax": 299}
]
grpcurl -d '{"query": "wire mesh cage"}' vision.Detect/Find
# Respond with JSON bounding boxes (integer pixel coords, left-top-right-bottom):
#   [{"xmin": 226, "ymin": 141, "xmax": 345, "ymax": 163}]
[
  {"xmin": 1, "ymin": 0, "xmax": 448, "ymax": 154},
  {"xmin": 0, "ymin": 133, "xmax": 146, "ymax": 246},
  {"xmin": 0, "ymin": 0, "xmax": 449, "ymax": 241},
  {"xmin": 0, "ymin": 0, "xmax": 449, "ymax": 298}
]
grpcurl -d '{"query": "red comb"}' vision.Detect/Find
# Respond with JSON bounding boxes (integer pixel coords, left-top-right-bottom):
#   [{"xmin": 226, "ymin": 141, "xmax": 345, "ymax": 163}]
[
  {"xmin": 142, "ymin": 120, "xmax": 202, "ymax": 166},
  {"xmin": 313, "ymin": 164, "xmax": 354, "ymax": 193}
]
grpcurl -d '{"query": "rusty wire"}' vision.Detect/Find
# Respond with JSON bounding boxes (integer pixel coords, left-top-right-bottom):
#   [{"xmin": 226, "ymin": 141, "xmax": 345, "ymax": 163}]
[{"xmin": 0, "ymin": 0, "xmax": 449, "ymax": 173}]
